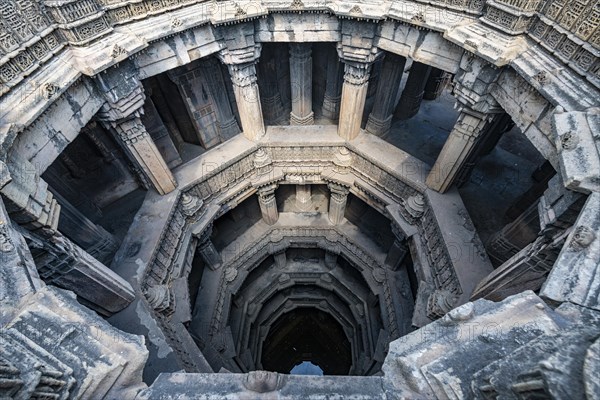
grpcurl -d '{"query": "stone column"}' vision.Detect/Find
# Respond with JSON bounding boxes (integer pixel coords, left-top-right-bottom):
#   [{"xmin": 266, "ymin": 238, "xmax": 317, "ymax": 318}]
[
  {"xmin": 197, "ymin": 225, "xmax": 222, "ymax": 270},
  {"xmin": 486, "ymin": 202, "xmax": 541, "ymax": 266},
  {"xmin": 202, "ymin": 58, "xmax": 241, "ymax": 141},
  {"xmin": 322, "ymin": 47, "xmax": 344, "ymax": 122},
  {"xmin": 394, "ymin": 61, "xmax": 432, "ymax": 120},
  {"xmin": 104, "ymin": 112, "xmax": 177, "ymax": 195},
  {"xmin": 324, "ymin": 250, "xmax": 338, "ymax": 269},
  {"xmin": 24, "ymin": 229, "xmax": 134, "ymax": 316},
  {"xmin": 258, "ymin": 45, "xmax": 288, "ymax": 125},
  {"xmin": 328, "ymin": 183, "xmax": 350, "ymax": 224},
  {"xmin": 385, "ymin": 223, "xmax": 409, "ymax": 271},
  {"xmin": 141, "ymin": 97, "xmax": 182, "ymax": 168},
  {"xmin": 257, "ymin": 184, "xmax": 279, "ymax": 225},
  {"xmin": 273, "ymin": 249, "xmax": 287, "ymax": 268},
  {"xmin": 365, "ymin": 53, "xmax": 407, "ymax": 136},
  {"xmin": 338, "ymin": 62, "xmax": 371, "ymax": 140},
  {"xmin": 53, "ymin": 190, "xmax": 118, "ymax": 265},
  {"xmin": 425, "ymin": 106, "xmax": 490, "ymax": 193},
  {"xmin": 289, "ymin": 43, "xmax": 314, "ymax": 125},
  {"xmin": 222, "ymin": 61, "xmax": 265, "ymax": 141},
  {"xmin": 296, "ymin": 184, "xmax": 312, "ymax": 211},
  {"xmin": 423, "ymin": 67, "xmax": 449, "ymax": 101}
]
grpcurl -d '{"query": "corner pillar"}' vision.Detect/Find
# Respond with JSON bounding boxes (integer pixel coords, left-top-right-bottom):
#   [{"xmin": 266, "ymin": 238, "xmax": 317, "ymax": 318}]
[
  {"xmin": 425, "ymin": 106, "xmax": 491, "ymax": 193},
  {"xmin": 257, "ymin": 184, "xmax": 279, "ymax": 225},
  {"xmin": 328, "ymin": 183, "xmax": 349, "ymax": 225},
  {"xmin": 197, "ymin": 225, "xmax": 222, "ymax": 270},
  {"xmin": 385, "ymin": 223, "xmax": 409, "ymax": 271},
  {"xmin": 338, "ymin": 62, "xmax": 371, "ymax": 140}
]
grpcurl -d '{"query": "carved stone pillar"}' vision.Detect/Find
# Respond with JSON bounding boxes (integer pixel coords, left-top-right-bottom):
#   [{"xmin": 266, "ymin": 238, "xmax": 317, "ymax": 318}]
[
  {"xmin": 24, "ymin": 230, "xmax": 134, "ymax": 316},
  {"xmin": 328, "ymin": 183, "xmax": 350, "ymax": 225},
  {"xmin": 289, "ymin": 43, "xmax": 314, "ymax": 125},
  {"xmin": 322, "ymin": 47, "xmax": 344, "ymax": 122},
  {"xmin": 197, "ymin": 225, "xmax": 222, "ymax": 270},
  {"xmin": 257, "ymin": 184, "xmax": 279, "ymax": 225},
  {"xmin": 168, "ymin": 59, "xmax": 241, "ymax": 148},
  {"xmin": 338, "ymin": 62, "xmax": 371, "ymax": 140},
  {"xmin": 202, "ymin": 58, "xmax": 241, "ymax": 142},
  {"xmin": 385, "ymin": 223, "xmax": 409, "ymax": 271},
  {"xmin": 486, "ymin": 202, "xmax": 541, "ymax": 267},
  {"xmin": 296, "ymin": 184, "xmax": 312, "ymax": 211},
  {"xmin": 103, "ymin": 112, "xmax": 177, "ymax": 195},
  {"xmin": 141, "ymin": 97, "xmax": 182, "ymax": 168},
  {"xmin": 53, "ymin": 190, "xmax": 118, "ymax": 265},
  {"xmin": 273, "ymin": 249, "xmax": 287, "ymax": 269},
  {"xmin": 221, "ymin": 60, "xmax": 265, "ymax": 141},
  {"xmin": 425, "ymin": 106, "xmax": 491, "ymax": 193},
  {"xmin": 365, "ymin": 53, "xmax": 407, "ymax": 136},
  {"xmin": 258, "ymin": 45, "xmax": 288, "ymax": 125},
  {"xmin": 324, "ymin": 250, "xmax": 338, "ymax": 269},
  {"xmin": 473, "ymin": 178, "xmax": 586, "ymax": 302},
  {"xmin": 394, "ymin": 62, "xmax": 432, "ymax": 120},
  {"xmin": 423, "ymin": 67, "xmax": 449, "ymax": 101}
]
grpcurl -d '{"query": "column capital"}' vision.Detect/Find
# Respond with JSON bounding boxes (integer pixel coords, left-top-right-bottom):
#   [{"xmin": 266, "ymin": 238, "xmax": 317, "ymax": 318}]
[
  {"xmin": 342, "ymin": 62, "xmax": 372, "ymax": 86},
  {"xmin": 328, "ymin": 182, "xmax": 351, "ymax": 196},
  {"xmin": 217, "ymin": 44, "xmax": 262, "ymax": 68},
  {"xmin": 97, "ymin": 84, "xmax": 146, "ymax": 124},
  {"xmin": 196, "ymin": 223, "xmax": 214, "ymax": 245},
  {"xmin": 257, "ymin": 183, "xmax": 279, "ymax": 198}
]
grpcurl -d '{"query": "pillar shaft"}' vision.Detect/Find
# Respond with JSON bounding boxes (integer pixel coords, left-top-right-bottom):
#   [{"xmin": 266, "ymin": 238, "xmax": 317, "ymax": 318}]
[
  {"xmin": 258, "ymin": 184, "xmax": 279, "ymax": 225},
  {"xmin": 338, "ymin": 63, "xmax": 371, "ymax": 141},
  {"xmin": 274, "ymin": 251, "xmax": 287, "ymax": 268},
  {"xmin": 296, "ymin": 184, "xmax": 312, "ymax": 211},
  {"xmin": 227, "ymin": 63, "xmax": 265, "ymax": 141},
  {"xmin": 108, "ymin": 114, "xmax": 177, "ymax": 195},
  {"xmin": 202, "ymin": 58, "xmax": 241, "ymax": 141},
  {"xmin": 423, "ymin": 67, "xmax": 448, "ymax": 101},
  {"xmin": 324, "ymin": 250, "xmax": 338, "ymax": 269},
  {"xmin": 394, "ymin": 61, "xmax": 432, "ymax": 120},
  {"xmin": 385, "ymin": 224, "xmax": 408, "ymax": 271},
  {"xmin": 258, "ymin": 45, "xmax": 288, "ymax": 125},
  {"xmin": 365, "ymin": 53, "xmax": 407, "ymax": 136},
  {"xmin": 487, "ymin": 202, "xmax": 541, "ymax": 267},
  {"xmin": 25, "ymin": 230, "xmax": 134, "ymax": 316},
  {"xmin": 328, "ymin": 183, "xmax": 349, "ymax": 224},
  {"xmin": 289, "ymin": 43, "xmax": 314, "ymax": 125},
  {"xmin": 425, "ymin": 107, "xmax": 490, "ymax": 193},
  {"xmin": 198, "ymin": 240, "xmax": 222, "ymax": 271},
  {"xmin": 197, "ymin": 225, "xmax": 222, "ymax": 270},
  {"xmin": 142, "ymin": 97, "xmax": 182, "ymax": 168},
  {"xmin": 322, "ymin": 47, "xmax": 344, "ymax": 121},
  {"xmin": 169, "ymin": 59, "xmax": 241, "ymax": 148},
  {"xmin": 53, "ymin": 190, "xmax": 118, "ymax": 265}
]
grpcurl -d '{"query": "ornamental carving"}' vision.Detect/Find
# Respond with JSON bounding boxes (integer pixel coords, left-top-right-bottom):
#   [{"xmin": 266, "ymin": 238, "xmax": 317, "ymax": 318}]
[
  {"xmin": 570, "ymin": 226, "xmax": 596, "ymax": 249},
  {"xmin": 243, "ymin": 371, "xmax": 283, "ymax": 393},
  {"xmin": 111, "ymin": 44, "xmax": 127, "ymax": 59}
]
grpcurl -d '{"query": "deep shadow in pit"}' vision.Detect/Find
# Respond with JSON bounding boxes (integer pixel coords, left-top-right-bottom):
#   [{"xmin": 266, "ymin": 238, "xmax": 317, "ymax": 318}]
[{"xmin": 261, "ymin": 308, "xmax": 352, "ymax": 375}]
